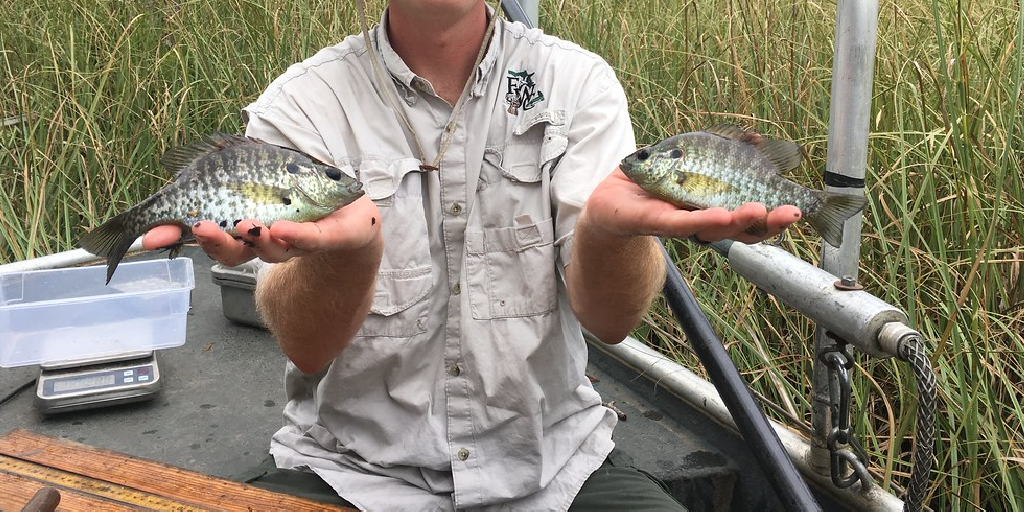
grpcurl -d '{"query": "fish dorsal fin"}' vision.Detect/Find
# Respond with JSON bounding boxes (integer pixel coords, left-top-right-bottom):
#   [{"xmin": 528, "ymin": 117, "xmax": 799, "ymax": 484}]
[
  {"xmin": 704, "ymin": 124, "xmax": 804, "ymax": 173},
  {"xmin": 160, "ymin": 132, "xmax": 255, "ymax": 176}
]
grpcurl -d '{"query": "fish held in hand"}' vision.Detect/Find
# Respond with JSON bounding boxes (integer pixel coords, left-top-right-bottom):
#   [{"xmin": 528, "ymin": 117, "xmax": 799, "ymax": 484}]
[
  {"xmin": 79, "ymin": 133, "xmax": 364, "ymax": 283},
  {"xmin": 619, "ymin": 125, "xmax": 867, "ymax": 246}
]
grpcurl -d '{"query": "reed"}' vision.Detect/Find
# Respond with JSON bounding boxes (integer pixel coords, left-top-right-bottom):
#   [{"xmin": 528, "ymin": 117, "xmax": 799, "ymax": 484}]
[{"xmin": 2, "ymin": 0, "xmax": 1021, "ymax": 508}]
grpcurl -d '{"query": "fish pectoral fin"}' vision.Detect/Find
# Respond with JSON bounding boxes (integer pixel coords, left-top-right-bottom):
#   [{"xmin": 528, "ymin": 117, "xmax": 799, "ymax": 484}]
[
  {"xmin": 289, "ymin": 185, "xmax": 332, "ymax": 208},
  {"xmin": 674, "ymin": 171, "xmax": 736, "ymax": 196},
  {"xmin": 704, "ymin": 124, "xmax": 803, "ymax": 174},
  {"xmin": 223, "ymin": 181, "xmax": 293, "ymax": 204}
]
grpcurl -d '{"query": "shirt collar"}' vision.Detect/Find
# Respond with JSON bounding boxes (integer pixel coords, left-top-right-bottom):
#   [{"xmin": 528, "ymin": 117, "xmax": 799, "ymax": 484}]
[{"xmin": 374, "ymin": 6, "xmax": 501, "ymax": 103}]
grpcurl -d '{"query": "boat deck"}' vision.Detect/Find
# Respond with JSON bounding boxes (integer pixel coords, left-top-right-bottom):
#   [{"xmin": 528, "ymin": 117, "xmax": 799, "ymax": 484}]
[{"xmin": 0, "ymin": 247, "xmax": 847, "ymax": 510}]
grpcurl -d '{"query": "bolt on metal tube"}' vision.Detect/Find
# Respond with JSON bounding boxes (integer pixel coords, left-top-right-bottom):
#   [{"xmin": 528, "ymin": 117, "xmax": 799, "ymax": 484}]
[{"xmin": 712, "ymin": 241, "xmax": 905, "ymax": 358}]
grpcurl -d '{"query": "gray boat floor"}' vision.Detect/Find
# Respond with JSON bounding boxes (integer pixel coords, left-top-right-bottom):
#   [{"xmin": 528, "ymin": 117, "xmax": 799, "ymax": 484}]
[{"xmin": 0, "ymin": 247, "xmax": 847, "ymax": 510}]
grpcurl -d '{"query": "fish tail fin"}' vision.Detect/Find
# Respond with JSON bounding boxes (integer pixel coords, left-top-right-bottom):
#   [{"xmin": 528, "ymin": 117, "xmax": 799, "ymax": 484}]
[
  {"xmin": 805, "ymin": 192, "xmax": 868, "ymax": 247},
  {"xmin": 78, "ymin": 212, "xmax": 138, "ymax": 285}
]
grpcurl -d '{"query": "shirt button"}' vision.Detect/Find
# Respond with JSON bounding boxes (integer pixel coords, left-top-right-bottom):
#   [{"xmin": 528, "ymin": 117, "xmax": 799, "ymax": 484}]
[
  {"xmin": 450, "ymin": 202, "xmax": 462, "ymax": 216},
  {"xmin": 452, "ymin": 283, "xmax": 461, "ymax": 295},
  {"xmin": 449, "ymin": 364, "xmax": 462, "ymax": 377},
  {"xmin": 457, "ymin": 448, "xmax": 470, "ymax": 461}
]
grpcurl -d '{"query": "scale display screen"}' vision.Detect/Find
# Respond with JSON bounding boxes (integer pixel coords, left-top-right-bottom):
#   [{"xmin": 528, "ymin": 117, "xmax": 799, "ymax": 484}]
[
  {"xmin": 52, "ymin": 373, "xmax": 117, "ymax": 393},
  {"xmin": 41, "ymin": 364, "xmax": 155, "ymax": 398}
]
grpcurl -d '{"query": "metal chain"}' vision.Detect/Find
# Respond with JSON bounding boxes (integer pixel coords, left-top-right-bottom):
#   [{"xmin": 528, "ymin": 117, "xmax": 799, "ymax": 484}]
[{"xmin": 820, "ymin": 340, "xmax": 873, "ymax": 490}]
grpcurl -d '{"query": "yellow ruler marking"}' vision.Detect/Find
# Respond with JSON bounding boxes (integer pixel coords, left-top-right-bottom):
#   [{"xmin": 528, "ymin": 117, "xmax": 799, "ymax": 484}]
[{"xmin": 0, "ymin": 453, "xmax": 203, "ymax": 510}]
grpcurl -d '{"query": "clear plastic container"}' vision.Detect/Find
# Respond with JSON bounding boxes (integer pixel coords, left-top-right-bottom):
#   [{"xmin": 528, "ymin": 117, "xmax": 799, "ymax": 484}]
[{"xmin": 0, "ymin": 258, "xmax": 195, "ymax": 367}]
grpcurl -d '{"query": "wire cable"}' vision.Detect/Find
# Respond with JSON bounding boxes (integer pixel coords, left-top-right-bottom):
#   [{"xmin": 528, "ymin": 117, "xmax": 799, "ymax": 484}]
[
  {"xmin": 898, "ymin": 337, "xmax": 937, "ymax": 512},
  {"xmin": 0, "ymin": 378, "xmax": 36, "ymax": 409}
]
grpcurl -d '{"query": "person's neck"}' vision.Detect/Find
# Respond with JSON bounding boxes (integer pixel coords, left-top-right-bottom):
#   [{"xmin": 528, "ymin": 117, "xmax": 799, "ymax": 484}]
[{"xmin": 387, "ymin": 4, "xmax": 489, "ymax": 105}]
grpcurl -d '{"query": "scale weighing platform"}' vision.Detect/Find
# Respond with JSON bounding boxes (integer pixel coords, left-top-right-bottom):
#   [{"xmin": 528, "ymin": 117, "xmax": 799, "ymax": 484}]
[{"xmin": 34, "ymin": 351, "xmax": 161, "ymax": 414}]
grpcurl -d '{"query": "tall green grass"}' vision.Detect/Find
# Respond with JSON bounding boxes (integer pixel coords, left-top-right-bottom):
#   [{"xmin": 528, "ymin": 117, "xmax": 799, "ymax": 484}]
[
  {"xmin": 548, "ymin": 1, "xmax": 1024, "ymax": 509},
  {"xmin": 2, "ymin": 0, "xmax": 1022, "ymax": 509}
]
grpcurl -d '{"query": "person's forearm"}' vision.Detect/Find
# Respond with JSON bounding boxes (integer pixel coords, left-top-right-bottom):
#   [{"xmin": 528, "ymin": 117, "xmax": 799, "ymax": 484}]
[
  {"xmin": 566, "ymin": 209, "xmax": 666, "ymax": 344},
  {"xmin": 255, "ymin": 235, "xmax": 383, "ymax": 373}
]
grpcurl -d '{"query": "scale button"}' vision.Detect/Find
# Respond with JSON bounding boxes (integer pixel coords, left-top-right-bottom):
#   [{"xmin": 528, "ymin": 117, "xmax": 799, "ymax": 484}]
[
  {"xmin": 139, "ymin": 375, "xmax": 150, "ymax": 382},
  {"xmin": 124, "ymin": 370, "xmax": 134, "ymax": 377},
  {"xmin": 139, "ymin": 367, "xmax": 150, "ymax": 375},
  {"xmin": 125, "ymin": 377, "xmax": 134, "ymax": 383}
]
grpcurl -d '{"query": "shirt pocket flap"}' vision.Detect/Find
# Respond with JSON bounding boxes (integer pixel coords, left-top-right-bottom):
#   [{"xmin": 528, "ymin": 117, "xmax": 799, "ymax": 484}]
[
  {"xmin": 514, "ymin": 108, "xmax": 568, "ymax": 164},
  {"xmin": 359, "ymin": 157, "xmax": 423, "ymax": 202},
  {"xmin": 495, "ymin": 108, "xmax": 569, "ymax": 183},
  {"xmin": 512, "ymin": 108, "xmax": 566, "ymax": 136},
  {"xmin": 370, "ymin": 266, "xmax": 432, "ymax": 316}
]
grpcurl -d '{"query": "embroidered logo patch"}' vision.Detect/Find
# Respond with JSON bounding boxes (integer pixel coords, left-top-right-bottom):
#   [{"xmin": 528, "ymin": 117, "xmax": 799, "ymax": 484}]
[{"xmin": 505, "ymin": 70, "xmax": 545, "ymax": 115}]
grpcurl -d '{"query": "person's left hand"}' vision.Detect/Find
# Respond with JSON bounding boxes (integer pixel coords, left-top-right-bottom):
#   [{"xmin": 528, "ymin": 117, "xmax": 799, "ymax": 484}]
[{"xmin": 581, "ymin": 168, "xmax": 802, "ymax": 244}]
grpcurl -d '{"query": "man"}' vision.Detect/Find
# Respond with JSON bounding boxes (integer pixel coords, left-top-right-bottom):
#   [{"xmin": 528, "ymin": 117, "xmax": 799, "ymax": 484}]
[{"xmin": 144, "ymin": 1, "xmax": 799, "ymax": 509}]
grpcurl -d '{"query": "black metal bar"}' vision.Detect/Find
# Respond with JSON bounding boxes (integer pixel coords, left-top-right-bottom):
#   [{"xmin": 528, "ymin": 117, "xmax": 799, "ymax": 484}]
[{"xmin": 658, "ymin": 241, "xmax": 822, "ymax": 511}]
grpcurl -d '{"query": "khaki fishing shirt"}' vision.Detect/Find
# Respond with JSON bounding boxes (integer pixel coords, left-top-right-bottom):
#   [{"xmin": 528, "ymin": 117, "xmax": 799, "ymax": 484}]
[{"xmin": 242, "ymin": 9, "xmax": 636, "ymax": 511}]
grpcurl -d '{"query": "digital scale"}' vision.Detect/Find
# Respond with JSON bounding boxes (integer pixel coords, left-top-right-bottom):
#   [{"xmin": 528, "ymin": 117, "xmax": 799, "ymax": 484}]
[{"xmin": 34, "ymin": 351, "xmax": 162, "ymax": 414}]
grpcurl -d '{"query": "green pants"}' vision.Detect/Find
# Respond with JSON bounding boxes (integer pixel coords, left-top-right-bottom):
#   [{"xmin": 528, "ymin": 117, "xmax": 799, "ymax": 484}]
[{"xmin": 240, "ymin": 450, "xmax": 687, "ymax": 511}]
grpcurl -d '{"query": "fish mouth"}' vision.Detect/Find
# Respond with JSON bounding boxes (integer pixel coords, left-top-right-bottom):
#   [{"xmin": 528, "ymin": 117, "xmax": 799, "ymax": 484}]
[
  {"xmin": 348, "ymin": 181, "xmax": 364, "ymax": 195},
  {"xmin": 620, "ymin": 147, "xmax": 651, "ymax": 174}
]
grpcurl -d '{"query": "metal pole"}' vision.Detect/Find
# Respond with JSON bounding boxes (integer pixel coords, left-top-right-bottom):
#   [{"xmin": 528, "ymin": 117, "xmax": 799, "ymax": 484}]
[
  {"xmin": 812, "ymin": 0, "xmax": 879, "ymax": 475},
  {"xmin": 659, "ymin": 243, "xmax": 822, "ymax": 511},
  {"xmin": 710, "ymin": 241, "xmax": 904, "ymax": 358},
  {"xmin": 0, "ymin": 239, "xmax": 143, "ymax": 274},
  {"xmin": 500, "ymin": 0, "xmax": 538, "ymax": 28}
]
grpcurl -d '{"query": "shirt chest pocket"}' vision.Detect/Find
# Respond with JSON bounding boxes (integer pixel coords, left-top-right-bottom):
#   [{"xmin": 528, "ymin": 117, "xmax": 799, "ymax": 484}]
[
  {"xmin": 466, "ymin": 109, "xmax": 568, "ymax": 320},
  {"xmin": 356, "ymin": 159, "xmax": 432, "ymax": 338}
]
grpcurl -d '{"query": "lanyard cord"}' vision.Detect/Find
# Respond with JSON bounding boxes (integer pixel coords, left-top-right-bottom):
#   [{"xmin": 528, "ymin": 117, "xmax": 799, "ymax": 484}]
[{"xmin": 354, "ymin": 0, "xmax": 499, "ymax": 171}]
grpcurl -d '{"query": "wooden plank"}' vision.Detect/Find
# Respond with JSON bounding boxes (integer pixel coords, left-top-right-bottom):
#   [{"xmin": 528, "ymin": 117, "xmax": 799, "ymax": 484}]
[
  {"xmin": 0, "ymin": 429, "xmax": 353, "ymax": 511},
  {"xmin": 0, "ymin": 454, "xmax": 201, "ymax": 509},
  {"xmin": 0, "ymin": 471, "xmax": 135, "ymax": 511}
]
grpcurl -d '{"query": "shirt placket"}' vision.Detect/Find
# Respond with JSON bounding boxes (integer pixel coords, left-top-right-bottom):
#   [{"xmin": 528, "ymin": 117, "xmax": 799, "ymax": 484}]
[{"xmin": 437, "ymin": 106, "xmax": 481, "ymax": 508}]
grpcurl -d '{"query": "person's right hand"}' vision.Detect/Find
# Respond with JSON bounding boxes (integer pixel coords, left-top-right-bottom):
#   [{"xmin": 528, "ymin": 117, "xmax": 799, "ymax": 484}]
[{"xmin": 141, "ymin": 195, "xmax": 382, "ymax": 267}]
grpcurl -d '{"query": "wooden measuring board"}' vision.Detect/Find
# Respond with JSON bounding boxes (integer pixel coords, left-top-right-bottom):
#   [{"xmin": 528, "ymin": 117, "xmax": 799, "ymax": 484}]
[{"xmin": 0, "ymin": 429, "xmax": 354, "ymax": 511}]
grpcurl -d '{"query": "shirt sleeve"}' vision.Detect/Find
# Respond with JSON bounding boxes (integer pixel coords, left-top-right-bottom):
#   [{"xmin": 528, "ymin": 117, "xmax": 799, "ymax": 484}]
[
  {"xmin": 239, "ymin": 42, "xmax": 374, "ymax": 180},
  {"xmin": 242, "ymin": 87, "xmax": 340, "ymax": 170},
  {"xmin": 550, "ymin": 63, "xmax": 637, "ymax": 269}
]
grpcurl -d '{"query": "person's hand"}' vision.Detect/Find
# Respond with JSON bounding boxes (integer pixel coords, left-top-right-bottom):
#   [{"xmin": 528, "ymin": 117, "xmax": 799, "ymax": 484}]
[
  {"xmin": 582, "ymin": 168, "xmax": 802, "ymax": 244},
  {"xmin": 141, "ymin": 195, "xmax": 382, "ymax": 266}
]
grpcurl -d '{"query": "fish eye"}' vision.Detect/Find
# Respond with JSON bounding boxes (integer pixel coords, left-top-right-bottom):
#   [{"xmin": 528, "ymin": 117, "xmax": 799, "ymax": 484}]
[
  {"xmin": 325, "ymin": 167, "xmax": 343, "ymax": 180},
  {"xmin": 637, "ymin": 149, "xmax": 650, "ymax": 161},
  {"xmin": 670, "ymin": 149, "xmax": 684, "ymax": 159}
]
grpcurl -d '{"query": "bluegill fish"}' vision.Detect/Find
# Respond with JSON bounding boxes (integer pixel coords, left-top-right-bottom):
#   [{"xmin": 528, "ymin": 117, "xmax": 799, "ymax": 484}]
[
  {"xmin": 619, "ymin": 125, "xmax": 867, "ymax": 246},
  {"xmin": 79, "ymin": 133, "xmax": 364, "ymax": 283}
]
